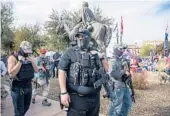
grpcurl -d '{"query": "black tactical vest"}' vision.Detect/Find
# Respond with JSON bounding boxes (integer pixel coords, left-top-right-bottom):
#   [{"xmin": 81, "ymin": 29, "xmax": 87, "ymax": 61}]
[
  {"xmin": 67, "ymin": 47, "xmax": 101, "ymax": 95},
  {"xmin": 14, "ymin": 55, "xmax": 34, "ymax": 81},
  {"xmin": 17, "ymin": 62, "xmax": 34, "ymax": 81}
]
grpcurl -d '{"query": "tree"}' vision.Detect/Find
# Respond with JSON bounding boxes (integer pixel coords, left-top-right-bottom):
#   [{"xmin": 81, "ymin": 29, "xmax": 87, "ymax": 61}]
[
  {"xmin": 45, "ymin": 7, "xmax": 114, "ymax": 51},
  {"xmin": 1, "ymin": 2, "xmax": 14, "ymax": 54},
  {"xmin": 139, "ymin": 44, "xmax": 154, "ymax": 56},
  {"xmin": 155, "ymin": 41, "xmax": 170, "ymax": 55},
  {"xmin": 14, "ymin": 24, "xmax": 45, "ymax": 53}
]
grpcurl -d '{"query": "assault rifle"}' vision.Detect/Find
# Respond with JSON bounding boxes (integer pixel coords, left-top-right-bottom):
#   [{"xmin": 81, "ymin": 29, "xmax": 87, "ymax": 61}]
[
  {"xmin": 122, "ymin": 59, "xmax": 135, "ymax": 103},
  {"xmin": 39, "ymin": 57, "xmax": 51, "ymax": 85},
  {"xmin": 93, "ymin": 68, "xmax": 113, "ymax": 99}
]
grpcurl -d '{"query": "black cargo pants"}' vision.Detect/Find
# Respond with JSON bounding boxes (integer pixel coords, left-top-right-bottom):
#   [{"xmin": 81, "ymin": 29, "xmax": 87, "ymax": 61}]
[{"xmin": 67, "ymin": 93, "xmax": 100, "ymax": 116}]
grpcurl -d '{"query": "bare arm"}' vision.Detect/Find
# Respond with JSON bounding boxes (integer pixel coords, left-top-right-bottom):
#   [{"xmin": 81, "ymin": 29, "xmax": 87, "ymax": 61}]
[
  {"xmin": 7, "ymin": 56, "xmax": 22, "ymax": 77},
  {"xmin": 58, "ymin": 69, "xmax": 67, "ymax": 93}
]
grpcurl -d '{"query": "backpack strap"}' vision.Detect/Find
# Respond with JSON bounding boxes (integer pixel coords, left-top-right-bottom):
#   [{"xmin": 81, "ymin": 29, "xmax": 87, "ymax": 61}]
[
  {"xmin": 73, "ymin": 46, "xmax": 81, "ymax": 63},
  {"xmin": 12, "ymin": 53, "xmax": 19, "ymax": 61}
]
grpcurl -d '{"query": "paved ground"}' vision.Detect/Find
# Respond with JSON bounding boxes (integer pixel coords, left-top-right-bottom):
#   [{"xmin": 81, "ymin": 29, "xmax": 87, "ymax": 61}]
[
  {"xmin": 1, "ymin": 95, "xmax": 66, "ymax": 116},
  {"xmin": 1, "ymin": 85, "xmax": 66, "ymax": 116},
  {"xmin": 1, "ymin": 85, "xmax": 104, "ymax": 116}
]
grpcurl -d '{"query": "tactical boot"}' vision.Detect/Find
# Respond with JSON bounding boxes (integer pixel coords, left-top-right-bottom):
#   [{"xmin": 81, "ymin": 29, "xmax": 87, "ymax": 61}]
[
  {"xmin": 32, "ymin": 98, "xmax": 35, "ymax": 104},
  {"xmin": 42, "ymin": 99, "xmax": 51, "ymax": 106}
]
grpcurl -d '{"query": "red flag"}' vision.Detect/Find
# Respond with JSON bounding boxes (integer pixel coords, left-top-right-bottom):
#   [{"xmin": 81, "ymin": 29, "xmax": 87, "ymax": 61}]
[{"xmin": 121, "ymin": 16, "xmax": 123, "ymax": 35}]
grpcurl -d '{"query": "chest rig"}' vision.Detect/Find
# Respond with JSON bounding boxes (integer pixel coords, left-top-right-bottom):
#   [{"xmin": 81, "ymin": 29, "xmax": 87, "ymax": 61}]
[{"xmin": 68, "ymin": 47, "xmax": 100, "ymax": 87}]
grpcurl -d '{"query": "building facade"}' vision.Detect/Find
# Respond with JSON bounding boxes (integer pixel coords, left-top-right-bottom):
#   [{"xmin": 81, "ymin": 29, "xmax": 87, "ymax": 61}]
[{"xmin": 143, "ymin": 40, "xmax": 164, "ymax": 47}]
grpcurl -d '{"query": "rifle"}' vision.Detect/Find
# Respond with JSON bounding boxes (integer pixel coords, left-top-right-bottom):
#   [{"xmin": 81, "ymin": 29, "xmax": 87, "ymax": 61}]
[
  {"xmin": 93, "ymin": 67, "xmax": 113, "ymax": 99},
  {"xmin": 41, "ymin": 57, "xmax": 50, "ymax": 85},
  {"xmin": 122, "ymin": 59, "xmax": 135, "ymax": 103}
]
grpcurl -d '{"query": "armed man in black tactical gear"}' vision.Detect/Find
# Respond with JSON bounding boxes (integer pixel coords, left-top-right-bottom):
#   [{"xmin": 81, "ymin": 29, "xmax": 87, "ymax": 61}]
[
  {"xmin": 58, "ymin": 29, "xmax": 105, "ymax": 116},
  {"xmin": 108, "ymin": 44, "xmax": 133, "ymax": 116}
]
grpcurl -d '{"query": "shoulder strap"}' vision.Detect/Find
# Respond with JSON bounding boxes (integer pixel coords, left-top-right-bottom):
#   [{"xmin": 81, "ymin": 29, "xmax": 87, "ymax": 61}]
[
  {"xmin": 12, "ymin": 54, "xmax": 18, "ymax": 61},
  {"xmin": 73, "ymin": 46, "xmax": 81, "ymax": 63}
]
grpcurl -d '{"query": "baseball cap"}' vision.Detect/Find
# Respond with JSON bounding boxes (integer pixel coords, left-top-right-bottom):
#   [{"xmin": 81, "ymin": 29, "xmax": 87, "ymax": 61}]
[{"xmin": 20, "ymin": 41, "xmax": 32, "ymax": 53}]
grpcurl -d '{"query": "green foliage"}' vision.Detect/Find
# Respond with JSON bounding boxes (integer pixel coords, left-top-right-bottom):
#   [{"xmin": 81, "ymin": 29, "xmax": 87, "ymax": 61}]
[
  {"xmin": 155, "ymin": 41, "xmax": 170, "ymax": 55},
  {"xmin": 139, "ymin": 44, "xmax": 154, "ymax": 56},
  {"xmin": 14, "ymin": 24, "xmax": 45, "ymax": 53},
  {"xmin": 1, "ymin": 2, "xmax": 14, "ymax": 54}
]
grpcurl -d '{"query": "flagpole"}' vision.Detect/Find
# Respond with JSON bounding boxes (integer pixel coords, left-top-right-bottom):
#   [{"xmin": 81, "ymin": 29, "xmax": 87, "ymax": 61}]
[
  {"xmin": 120, "ymin": 16, "xmax": 123, "ymax": 44},
  {"xmin": 116, "ymin": 22, "xmax": 119, "ymax": 44},
  {"xmin": 120, "ymin": 33, "xmax": 122, "ymax": 44},
  {"xmin": 164, "ymin": 23, "xmax": 169, "ymax": 57}
]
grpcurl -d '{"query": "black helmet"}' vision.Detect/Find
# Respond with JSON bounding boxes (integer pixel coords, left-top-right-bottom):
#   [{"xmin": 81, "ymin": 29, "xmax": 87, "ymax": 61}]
[{"xmin": 122, "ymin": 44, "xmax": 128, "ymax": 49}]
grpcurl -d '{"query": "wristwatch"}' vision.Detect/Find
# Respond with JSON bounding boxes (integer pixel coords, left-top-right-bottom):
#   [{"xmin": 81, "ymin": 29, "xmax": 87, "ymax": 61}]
[{"xmin": 60, "ymin": 91, "xmax": 68, "ymax": 95}]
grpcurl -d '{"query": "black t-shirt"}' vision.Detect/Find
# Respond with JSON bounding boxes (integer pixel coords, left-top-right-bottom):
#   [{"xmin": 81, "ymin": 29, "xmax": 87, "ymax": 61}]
[
  {"xmin": 53, "ymin": 52, "xmax": 61, "ymax": 61},
  {"xmin": 58, "ymin": 48, "xmax": 74, "ymax": 71}
]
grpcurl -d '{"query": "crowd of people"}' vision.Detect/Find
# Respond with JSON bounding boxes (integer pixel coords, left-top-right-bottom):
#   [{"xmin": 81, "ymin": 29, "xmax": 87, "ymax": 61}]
[
  {"xmin": 1, "ymin": 1, "xmax": 170, "ymax": 116},
  {"xmin": 1, "ymin": 34, "xmax": 170, "ymax": 116}
]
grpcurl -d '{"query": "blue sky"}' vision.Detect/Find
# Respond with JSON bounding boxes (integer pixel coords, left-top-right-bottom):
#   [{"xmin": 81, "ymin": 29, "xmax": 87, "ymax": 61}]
[{"xmin": 3, "ymin": 0, "xmax": 170, "ymax": 46}]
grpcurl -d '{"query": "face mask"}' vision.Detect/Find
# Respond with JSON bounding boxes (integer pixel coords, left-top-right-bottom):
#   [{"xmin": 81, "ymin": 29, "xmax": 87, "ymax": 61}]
[
  {"xmin": 77, "ymin": 36, "xmax": 90, "ymax": 50},
  {"xmin": 113, "ymin": 48, "xmax": 123, "ymax": 57},
  {"xmin": 18, "ymin": 48, "xmax": 29, "ymax": 57}
]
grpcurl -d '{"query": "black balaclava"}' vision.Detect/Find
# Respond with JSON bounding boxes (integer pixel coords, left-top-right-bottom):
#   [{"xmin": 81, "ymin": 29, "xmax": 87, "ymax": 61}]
[{"xmin": 76, "ymin": 30, "xmax": 91, "ymax": 51}]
